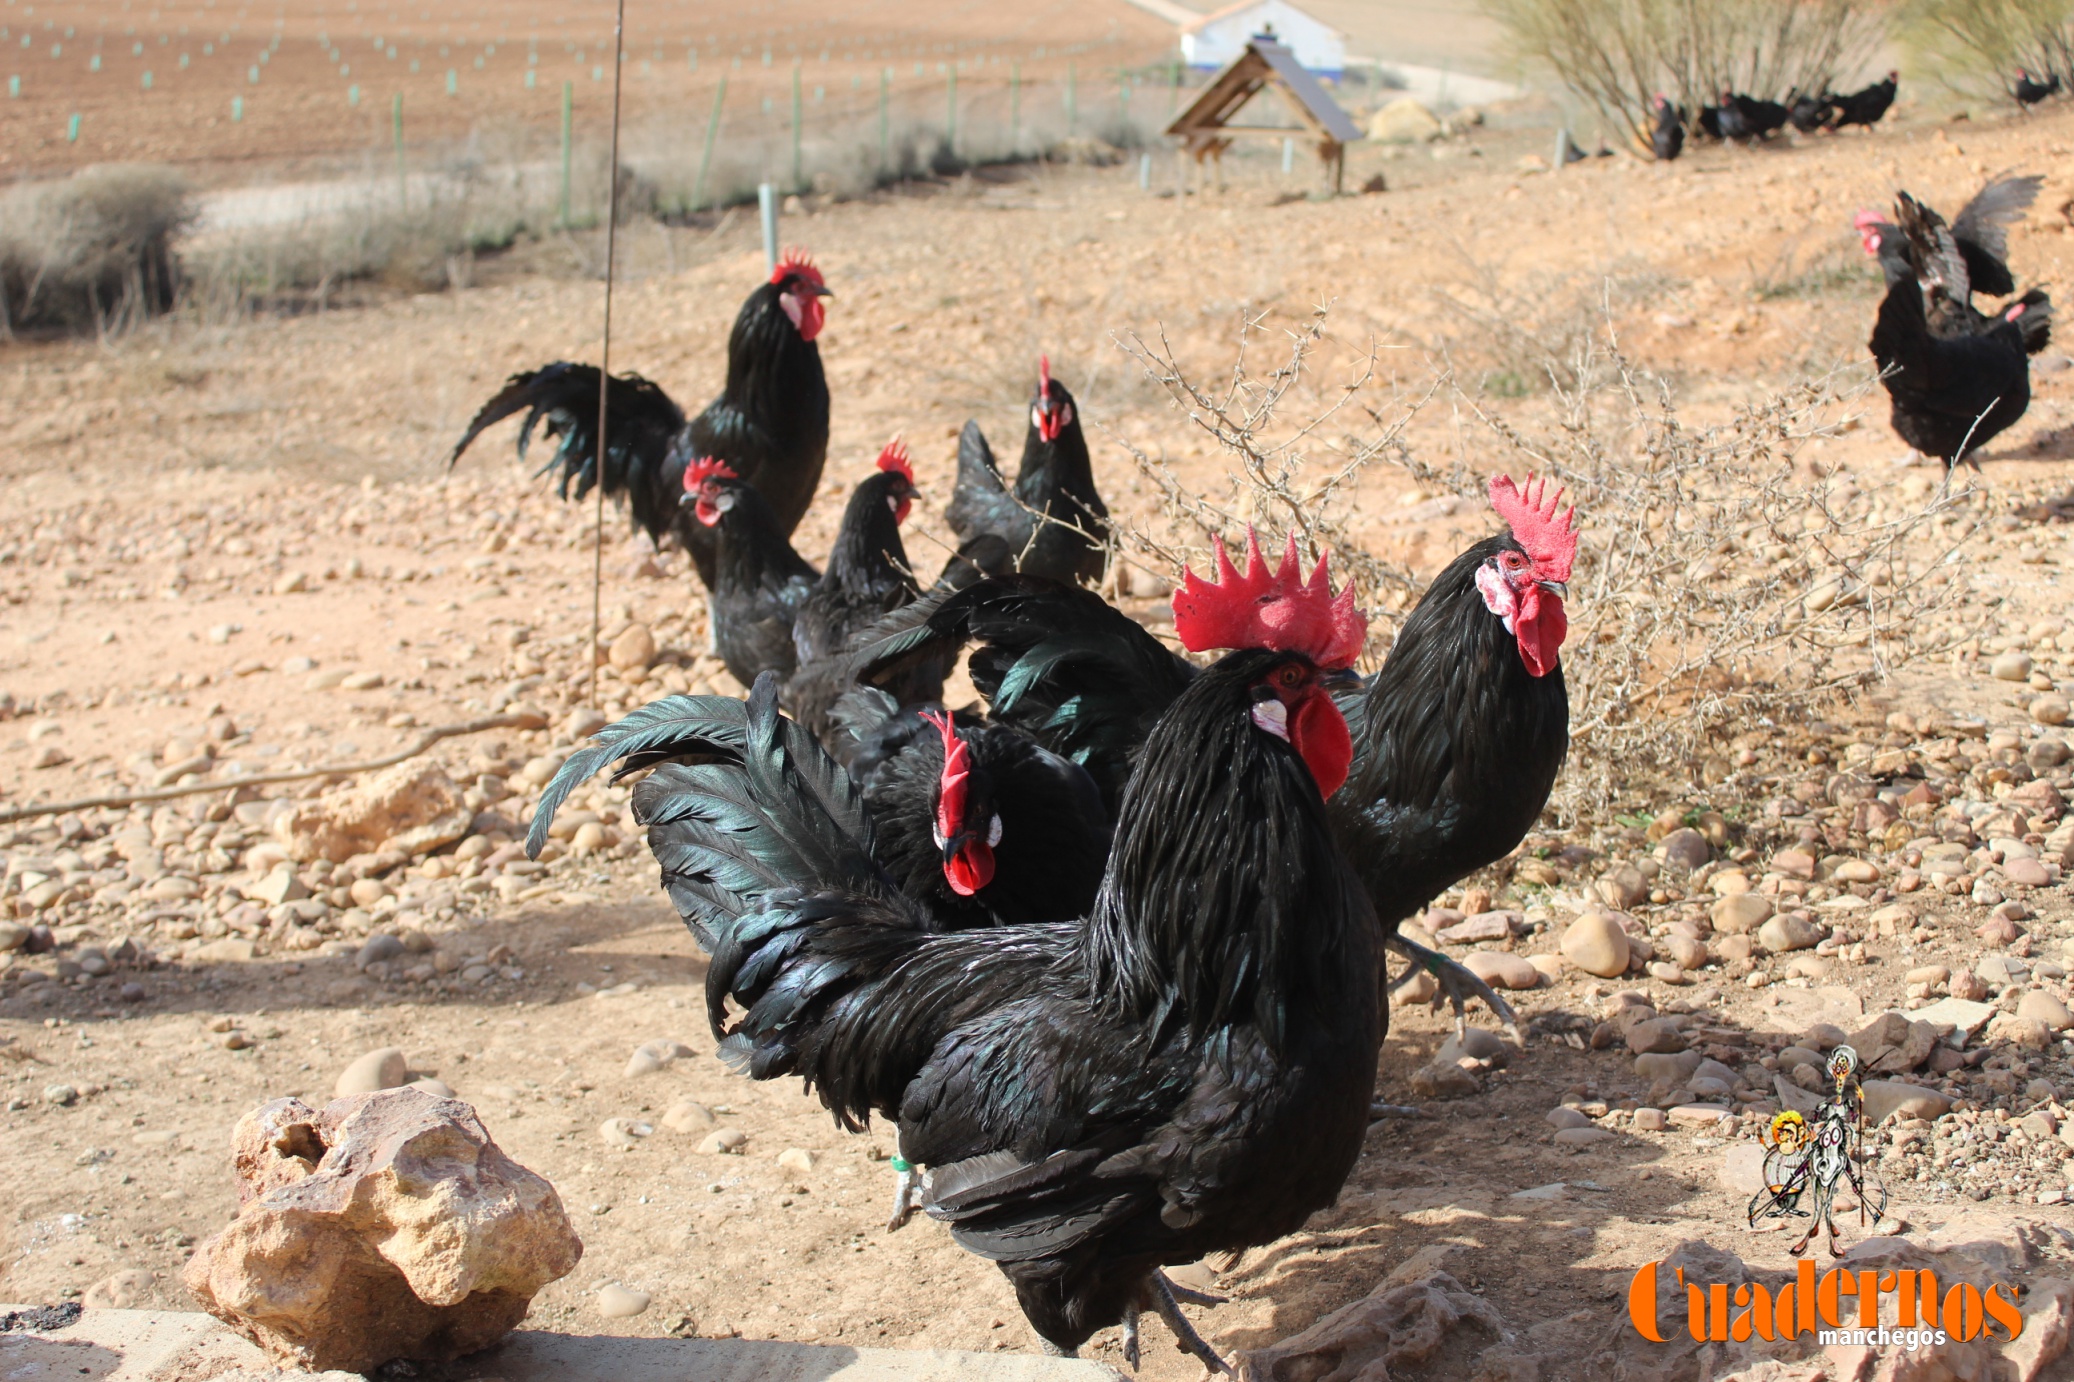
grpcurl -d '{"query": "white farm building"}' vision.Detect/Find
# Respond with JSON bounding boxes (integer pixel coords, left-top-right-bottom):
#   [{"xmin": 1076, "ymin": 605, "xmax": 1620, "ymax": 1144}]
[{"xmin": 1180, "ymin": 0, "xmax": 1346, "ymax": 78}]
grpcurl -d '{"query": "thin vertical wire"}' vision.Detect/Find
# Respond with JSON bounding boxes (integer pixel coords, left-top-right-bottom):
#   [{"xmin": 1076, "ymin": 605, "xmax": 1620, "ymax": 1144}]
[{"xmin": 590, "ymin": 0, "xmax": 629, "ymax": 712}]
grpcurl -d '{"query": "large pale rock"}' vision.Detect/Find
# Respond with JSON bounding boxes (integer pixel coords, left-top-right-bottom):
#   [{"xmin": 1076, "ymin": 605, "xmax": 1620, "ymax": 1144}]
[
  {"xmin": 1366, "ymin": 97, "xmax": 1443, "ymax": 143},
  {"xmin": 1561, "ymin": 911, "xmax": 1629, "ymax": 977},
  {"xmin": 608, "ymin": 624, "xmax": 656, "ymax": 673},
  {"xmin": 182, "ymin": 1088, "xmax": 582, "ymax": 1374},
  {"xmin": 1861, "ymin": 1080, "xmax": 1952, "ymax": 1125},
  {"xmin": 1711, "ymin": 893, "xmax": 1772, "ymax": 934},
  {"xmin": 1759, "ymin": 913, "xmax": 1820, "ymax": 953},
  {"xmin": 1847, "ymin": 1012, "xmax": 1938, "ymax": 1074},
  {"xmin": 2017, "ymin": 990, "xmax": 2073, "ymax": 1031},
  {"xmin": 275, "ymin": 761, "xmax": 473, "ymax": 863}
]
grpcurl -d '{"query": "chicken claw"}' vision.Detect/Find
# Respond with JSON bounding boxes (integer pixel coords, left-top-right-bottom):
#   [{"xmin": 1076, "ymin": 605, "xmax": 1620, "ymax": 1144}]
[
  {"xmin": 886, "ymin": 1157, "xmax": 925, "ymax": 1231},
  {"xmin": 1385, "ymin": 935, "xmax": 1519, "ymax": 1039},
  {"xmin": 1149, "ymin": 1273, "xmax": 1237, "ymax": 1377}
]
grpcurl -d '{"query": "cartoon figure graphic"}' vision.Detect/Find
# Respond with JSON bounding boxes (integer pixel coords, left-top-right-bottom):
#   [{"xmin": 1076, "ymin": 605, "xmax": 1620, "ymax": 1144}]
[{"xmin": 1746, "ymin": 1045, "xmax": 1888, "ymax": 1257}]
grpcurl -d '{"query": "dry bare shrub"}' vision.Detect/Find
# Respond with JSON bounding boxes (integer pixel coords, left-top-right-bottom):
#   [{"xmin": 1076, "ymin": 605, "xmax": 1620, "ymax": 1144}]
[
  {"xmin": 1901, "ymin": 0, "xmax": 2073, "ymax": 100},
  {"xmin": 1484, "ymin": 0, "xmax": 1889, "ymax": 149},
  {"xmin": 0, "ymin": 165, "xmax": 194, "ymax": 337},
  {"xmin": 1105, "ymin": 306, "xmax": 1982, "ymax": 818}
]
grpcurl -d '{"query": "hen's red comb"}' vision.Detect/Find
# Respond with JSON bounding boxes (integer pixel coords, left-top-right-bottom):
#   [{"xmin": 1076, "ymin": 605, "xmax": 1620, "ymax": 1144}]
[
  {"xmin": 683, "ymin": 456, "xmax": 739, "ymax": 491},
  {"xmin": 771, "ymin": 247, "xmax": 823, "ymax": 287},
  {"xmin": 1488, "ymin": 474, "xmax": 1576, "ymax": 584},
  {"xmin": 875, "ymin": 436, "xmax": 913, "ymax": 484},
  {"xmin": 1172, "ymin": 530, "xmax": 1366, "ymax": 670},
  {"xmin": 1038, "ymin": 354, "xmax": 1053, "ymax": 400},
  {"xmin": 918, "ymin": 709, "xmax": 970, "ymax": 840}
]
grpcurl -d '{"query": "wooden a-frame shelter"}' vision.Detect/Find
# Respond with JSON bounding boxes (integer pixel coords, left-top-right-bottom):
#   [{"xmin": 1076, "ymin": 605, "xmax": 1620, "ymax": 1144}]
[{"xmin": 1165, "ymin": 37, "xmax": 1362, "ymax": 193}]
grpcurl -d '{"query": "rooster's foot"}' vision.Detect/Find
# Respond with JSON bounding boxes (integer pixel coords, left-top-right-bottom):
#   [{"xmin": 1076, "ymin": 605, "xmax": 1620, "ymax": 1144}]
[
  {"xmin": 886, "ymin": 1163, "xmax": 925, "ymax": 1231},
  {"xmin": 1120, "ymin": 1300, "xmax": 1142, "ymax": 1370},
  {"xmin": 1150, "ymin": 1273, "xmax": 1237, "ymax": 1377},
  {"xmin": 1039, "ymin": 1339, "xmax": 1079, "ymax": 1358},
  {"xmin": 1385, "ymin": 935, "xmax": 1519, "ymax": 1039},
  {"xmin": 1155, "ymin": 1270, "xmax": 1227, "ymax": 1307}
]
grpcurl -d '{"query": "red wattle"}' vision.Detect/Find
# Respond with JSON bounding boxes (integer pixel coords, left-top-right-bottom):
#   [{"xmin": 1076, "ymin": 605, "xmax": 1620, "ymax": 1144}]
[
  {"xmin": 1289, "ymin": 692, "xmax": 1353, "ymax": 799},
  {"xmin": 694, "ymin": 498, "xmax": 722, "ymax": 527},
  {"xmin": 945, "ymin": 842, "xmax": 995, "ymax": 896},
  {"xmin": 1515, "ymin": 600, "xmax": 1567, "ymax": 678}
]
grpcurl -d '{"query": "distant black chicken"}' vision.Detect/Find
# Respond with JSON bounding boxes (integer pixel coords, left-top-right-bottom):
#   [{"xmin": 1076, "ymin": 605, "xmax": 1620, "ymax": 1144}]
[
  {"xmin": 1867, "ymin": 202, "xmax": 2037, "ymax": 473},
  {"xmin": 1828, "ymin": 71, "xmax": 1897, "ymax": 129},
  {"xmin": 1786, "ymin": 89, "xmax": 1836, "ymax": 133},
  {"xmin": 946, "ymin": 356, "xmax": 1110, "ymax": 588},
  {"xmin": 1650, "ymin": 95, "xmax": 1685, "ymax": 161},
  {"xmin": 450, "ymin": 251, "xmax": 832, "ymax": 589},
  {"xmin": 535, "ymin": 541, "xmax": 1382, "ymax": 1370},
  {"xmin": 2014, "ymin": 70, "xmax": 2061, "ymax": 106},
  {"xmin": 1722, "ymin": 91, "xmax": 1788, "ymax": 140},
  {"xmin": 681, "ymin": 457, "xmax": 819, "ymax": 687}
]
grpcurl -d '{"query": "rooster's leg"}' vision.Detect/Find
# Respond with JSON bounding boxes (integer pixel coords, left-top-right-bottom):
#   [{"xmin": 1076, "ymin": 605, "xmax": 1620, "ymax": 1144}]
[
  {"xmin": 885, "ymin": 1161, "xmax": 925, "ymax": 1231},
  {"xmin": 1119, "ymin": 1299, "xmax": 1143, "ymax": 1370},
  {"xmin": 1385, "ymin": 935, "xmax": 1520, "ymax": 1039},
  {"xmin": 705, "ymin": 593, "xmax": 720, "ymax": 656},
  {"xmin": 1149, "ymin": 1275, "xmax": 1237, "ymax": 1377},
  {"xmin": 1039, "ymin": 1339, "xmax": 1079, "ymax": 1359}
]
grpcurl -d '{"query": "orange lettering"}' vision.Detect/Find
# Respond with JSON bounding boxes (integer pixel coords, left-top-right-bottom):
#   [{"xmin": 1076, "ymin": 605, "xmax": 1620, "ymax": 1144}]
[
  {"xmin": 1733, "ymin": 1283, "xmax": 1772, "ymax": 1342},
  {"xmin": 1628, "ymin": 1262, "xmax": 1666, "ymax": 1343},
  {"xmin": 1943, "ymin": 1283, "xmax": 1984, "ymax": 1341},
  {"xmin": 1775, "ymin": 1259, "xmax": 1817, "ymax": 1340},
  {"xmin": 1982, "ymin": 1285, "xmax": 2023, "ymax": 1342},
  {"xmin": 1817, "ymin": 1268, "xmax": 1848, "ymax": 1328},
  {"xmin": 1708, "ymin": 1285, "xmax": 1730, "ymax": 1342},
  {"xmin": 1858, "ymin": 1270, "xmax": 1881, "ymax": 1328}
]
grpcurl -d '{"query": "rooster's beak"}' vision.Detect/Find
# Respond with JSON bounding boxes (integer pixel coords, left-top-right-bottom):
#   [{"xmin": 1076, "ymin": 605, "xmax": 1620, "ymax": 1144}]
[
  {"xmin": 808, "ymin": 283, "xmax": 834, "ymax": 298},
  {"xmin": 1319, "ymin": 667, "xmax": 1363, "ymax": 693},
  {"xmin": 1537, "ymin": 580, "xmax": 1569, "ymax": 600}
]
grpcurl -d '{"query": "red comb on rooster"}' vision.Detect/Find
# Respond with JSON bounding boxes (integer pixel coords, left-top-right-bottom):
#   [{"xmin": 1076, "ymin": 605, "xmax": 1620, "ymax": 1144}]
[
  {"xmin": 875, "ymin": 437, "xmax": 913, "ymax": 483},
  {"xmin": 1487, "ymin": 474, "xmax": 1576, "ymax": 585},
  {"xmin": 1480, "ymin": 474, "xmax": 1575, "ymax": 679},
  {"xmin": 772, "ymin": 249, "xmax": 831, "ymax": 341},
  {"xmin": 920, "ymin": 709, "xmax": 996, "ymax": 896},
  {"xmin": 1172, "ymin": 530, "xmax": 1367, "ymax": 670},
  {"xmin": 683, "ymin": 456, "xmax": 740, "ymax": 528}
]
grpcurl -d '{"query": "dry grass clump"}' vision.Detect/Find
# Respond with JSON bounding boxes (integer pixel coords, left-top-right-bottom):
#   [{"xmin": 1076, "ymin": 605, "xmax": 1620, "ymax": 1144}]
[
  {"xmin": 1484, "ymin": 0, "xmax": 1889, "ymax": 150},
  {"xmin": 1106, "ymin": 305, "xmax": 1982, "ymax": 818},
  {"xmin": 0, "ymin": 165, "xmax": 194, "ymax": 337}
]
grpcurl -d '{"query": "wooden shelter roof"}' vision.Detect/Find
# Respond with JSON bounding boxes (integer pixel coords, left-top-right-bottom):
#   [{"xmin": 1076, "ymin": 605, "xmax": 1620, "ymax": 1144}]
[{"xmin": 1165, "ymin": 38, "xmax": 1362, "ymax": 146}]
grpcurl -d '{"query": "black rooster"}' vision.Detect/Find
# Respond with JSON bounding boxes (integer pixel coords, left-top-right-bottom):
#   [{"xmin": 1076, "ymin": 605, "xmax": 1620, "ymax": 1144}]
[
  {"xmin": 1650, "ymin": 95, "xmax": 1685, "ymax": 161},
  {"xmin": 1724, "ymin": 91, "xmax": 1789, "ymax": 140},
  {"xmin": 1867, "ymin": 205, "xmax": 2036, "ymax": 475},
  {"xmin": 2015, "ymin": 70, "xmax": 2062, "ymax": 106},
  {"xmin": 1856, "ymin": 180, "xmax": 2055, "ymax": 352},
  {"xmin": 536, "ymin": 538, "xmax": 1381, "ymax": 1370},
  {"xmin": 449, "ymin": 251, "xmax": 832, "ymax": 589},
  {"xmin": 858, "ymin": 485, "xmax": 1578, "ymax": 1037},
  {"xmin": 785, "ymin": 440, "xmax": 923, "ymax": 742},
  {"xmin": 1828, "ymin": 71, "xmax": 1897, "ymax": 130},
  {"xmin": 680, "ymin": 457, "xmax": 818, "ymax": 687},
  {"xmin": 947, "ymin": 356, "xmax": 1111, "ymax": 588}
]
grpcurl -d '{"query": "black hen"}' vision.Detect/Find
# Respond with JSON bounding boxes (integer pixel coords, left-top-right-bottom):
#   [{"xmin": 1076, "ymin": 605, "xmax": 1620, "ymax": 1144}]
[
  {"xmin": 1829, "ymin": 71, "xmax": 1897, "ymax": 129},
  {"xmin": 1726, "ymin": 91, "xmax": 1789, "ymax": 139},
  {"xmin": 946, "ymin": 356, "xmax": 1110, "ymax": 588},
  {"xmin": 1650, "ymin": 94, "xmax": 1685, "ymax": 160},
  {"xmin": 681, "ymin": 458, "xmax": 819, "ymax": 687},
  {"xmin": 2015, "ymin": 70, "xmax": 2062, "ymax": 106},
  {"xmin": 1786, "ymin": 89, "xmax": 1836, "ymax": 133},
  {"xmin": 538, "ymin": 549, "xmax": 1382, "ymax": 1369},
  {"xmin": 1868, "ymin": 205, "xmax": 2035, "ymax": 472},
  {"xmin": 450, "ymin": 252, "xmax": 832, "ymax": 588},
  {"xmin": 785, "ymin": 441, "xmax": 923, "ymax": 742}
]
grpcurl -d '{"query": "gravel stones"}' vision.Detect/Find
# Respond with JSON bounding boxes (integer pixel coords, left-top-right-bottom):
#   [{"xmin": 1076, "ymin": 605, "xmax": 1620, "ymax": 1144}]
[
  {"xmin": 1554, "ymin": 1127, "xmax": 1614, "ymax": 1148},
  {"xmin": 1597, "ymin": 865, "xmax": 1649, "ymax": 909},
  {"xmin": 698, "ymin": 1128, "xmax": 748, "ymax": 1155},
  {"xmin": 1847, "ymin": 1013, "xmax": 1938, "ymax": 1074},
  {"xmin": 1758, "ymin": 914, "xmax": 1820, "ymax": 953},
  {"xmin": 1657, "ymin": 828, "xmax": 1710, "ymax": 871},
  {"xmin": 1463, "ymin": 951, "xmax": 1540, "ymax": 990},
  {"xmin": 2004, "ymin": 857, "xmax": 2052, "ymax": 888},
  {"xmin": 1992, "ymin": 651, "xmax": 2035, "ymax": 682},
  {"xmin": 335, "ymin": 1047, "xmax": 410, "ymax": 1096},
  {"xmin": 1547, "ymin": 1107, "xmax": 1594, "ymax": 1130},
  {"xmin": 274, "ymin": 761, "xmax": 472, "ymax": 864},
  {"xmin": 2030, "ymin": 695, "xmax": 2070, "ymax": 726},
  {"xmin": 1860, "ymin": 1080, "xmax": 1952, "ymax": 1125},
  {"xmin": 2016, "ymin": 991, "xmax": 2073, "ymax": 1031},
  {"xmin": 1770, "ymin": 849, "xmax": 1816, "ymax": 880},
  {"xmin": 1631, "ymin": 1107, "xmax": 1668, "ymax": 1132},
  {"xmin": 1711, "ymin": 894, "xmax": 1772, "ymax": 934},
  {"xmin": 624, "ymin": 1039, "xmax": 696, "ymax": 1078},
  {"xmin": 357, "ymin": 934, "xmax": 405, "ymax": 969},
  {"xmin": 777, "ymin": 1148, "xmax": 817, "ymax": 1174},
  {"xmin": 183, "ymin": 1089, "xmax": 582, "ymax": 1373},
  {"xmin": 662, "ymin": 1101, "xmax": 716, "ymax": 1133},
  {"xmin": 596, "ymin": 1284, "xmax": 651, "ymax": 1319},
  {"xmin": 1634, "ymin": 1051, "xmax": 1703, "ymax": 1083},
  {"xmin": 608, "ymin": 624, "xmax": 656, "ymax": 673},
  {"xmin": 1624, "ymin": 1019, "xmax": 1687, "ymax": 1055},
  {"xmin": 1561, "ymin": 912, "xmax": 1630, "ymax": 977},
  {"xmin": 1435, "ymin": 911, "xmax": 1521, "ymax": 945}
]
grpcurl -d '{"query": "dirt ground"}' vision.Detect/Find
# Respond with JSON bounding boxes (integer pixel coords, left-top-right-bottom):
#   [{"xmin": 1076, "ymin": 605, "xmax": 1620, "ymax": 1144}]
[
  {"xmin": 0, "ymin": 0, "xmax": 1174, "ymax": 178},
  {"xmin": 3, "ymin": 91, "xmax": 2074, "ymax": 1381}
]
